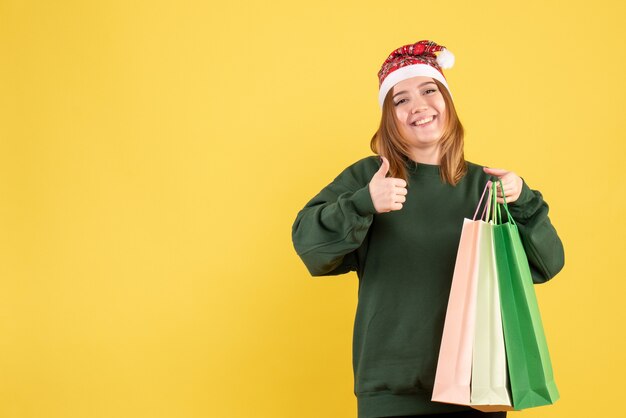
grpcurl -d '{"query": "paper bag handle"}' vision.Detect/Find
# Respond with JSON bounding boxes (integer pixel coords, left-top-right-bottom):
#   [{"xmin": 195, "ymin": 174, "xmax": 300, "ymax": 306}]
[
  {"xmin": 473, "ymin": 181, "xmax": 492, "ymax": 221},
  {"xmin": 493, "ymin": 179, "xmax": 516, "ymax": 226}
]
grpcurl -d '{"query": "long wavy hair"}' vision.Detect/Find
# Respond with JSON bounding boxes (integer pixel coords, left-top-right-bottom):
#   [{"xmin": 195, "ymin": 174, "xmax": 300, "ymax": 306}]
[{"xmin": 370, "ymin": 79, "xmax": 467, "ymax": 186}]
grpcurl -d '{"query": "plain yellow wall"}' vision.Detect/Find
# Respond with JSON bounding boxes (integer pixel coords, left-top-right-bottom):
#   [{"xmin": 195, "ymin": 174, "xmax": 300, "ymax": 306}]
[{"xmin": 1, "ymin": 1, "xmax": 624, "ymax": 417}]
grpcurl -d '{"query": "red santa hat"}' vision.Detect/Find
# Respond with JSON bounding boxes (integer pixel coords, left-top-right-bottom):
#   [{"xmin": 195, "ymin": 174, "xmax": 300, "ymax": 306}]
[{"xmin": 377, "ymin": 40, "xmax": 455, "ymax": 108}]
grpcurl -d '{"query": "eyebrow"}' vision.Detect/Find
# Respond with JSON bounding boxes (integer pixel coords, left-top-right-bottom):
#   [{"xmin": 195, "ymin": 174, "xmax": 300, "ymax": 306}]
[{"xmin": 392, "ymin": 81, "xmax": 437, "ymax": 99}]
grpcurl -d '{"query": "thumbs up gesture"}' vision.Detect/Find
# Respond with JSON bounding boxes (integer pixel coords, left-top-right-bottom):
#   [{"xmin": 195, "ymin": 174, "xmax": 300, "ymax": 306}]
[{"xmin": 369, "ymin": 156, "xmax": 408, "ymax": 213}]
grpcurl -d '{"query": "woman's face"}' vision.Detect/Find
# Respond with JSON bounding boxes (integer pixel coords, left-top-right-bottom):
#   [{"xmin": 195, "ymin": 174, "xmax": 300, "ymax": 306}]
[{"xmin": 391, "ymin": 76, "xmax": 447, "ymax": 150}]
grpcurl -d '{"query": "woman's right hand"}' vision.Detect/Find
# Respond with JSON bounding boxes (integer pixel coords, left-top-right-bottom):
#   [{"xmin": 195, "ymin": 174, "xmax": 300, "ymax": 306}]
[{"xmin": 368, "ymin": 156, "xmax": 408, "ymax": 213}]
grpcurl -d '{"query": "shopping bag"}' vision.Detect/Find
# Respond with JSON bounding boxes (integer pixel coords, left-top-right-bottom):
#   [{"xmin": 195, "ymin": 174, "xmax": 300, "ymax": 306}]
[
  {"xmin": 470, "ymin": 184, "xmax": 513, "ymax": 412},
  {"xmin": 492, "ymin": 180, "xmax": 560, "ymax": 409},
  {"xmin": 432, "ymin": 183, "xmax": 491, "ymax": 405}
]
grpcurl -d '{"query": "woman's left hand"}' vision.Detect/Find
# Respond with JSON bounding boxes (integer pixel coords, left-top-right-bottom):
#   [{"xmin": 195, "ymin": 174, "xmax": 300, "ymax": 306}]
[{"xmin": 483, "ymin": 167, "xmax": 523, "ymax": 204}]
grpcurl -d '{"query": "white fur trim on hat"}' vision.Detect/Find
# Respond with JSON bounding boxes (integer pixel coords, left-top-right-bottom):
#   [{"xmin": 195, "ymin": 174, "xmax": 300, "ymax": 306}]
[{"xmin": 378, "ymin": 64, "xmax": 452, "ymax": 108}]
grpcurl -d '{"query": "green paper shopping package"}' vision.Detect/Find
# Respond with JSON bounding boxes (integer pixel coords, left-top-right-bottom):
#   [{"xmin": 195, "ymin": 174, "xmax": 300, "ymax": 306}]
[{"xmin": 492, "ymin": 180, "xmax": 560, "ymax": 409}]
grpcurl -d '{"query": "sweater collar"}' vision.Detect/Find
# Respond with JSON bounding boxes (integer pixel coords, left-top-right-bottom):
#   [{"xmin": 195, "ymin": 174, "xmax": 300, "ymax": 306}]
[{"xmin": 404, "ymin": 157, "xmax": 441, "ymax": 176}]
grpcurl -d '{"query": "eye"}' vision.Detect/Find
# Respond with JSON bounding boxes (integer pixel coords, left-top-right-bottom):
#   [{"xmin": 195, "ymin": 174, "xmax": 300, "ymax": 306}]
[
  {"xmin": 393, "ymin": 98, "xmax": 407, "ymax": 106},
  {"xmin": 424, "ymin": 88, "xmax": 437, "ymax": 95}
]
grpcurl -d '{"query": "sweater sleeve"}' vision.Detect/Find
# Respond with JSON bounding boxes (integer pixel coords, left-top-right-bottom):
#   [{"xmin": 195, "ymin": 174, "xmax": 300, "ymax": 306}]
[
  {"xmin": 291, "ymin": 158, "xmax": 378, "ymax": 277},
  {"xmin": 506, "ymin": 179, "xmax": 565, "ymax": 284}
]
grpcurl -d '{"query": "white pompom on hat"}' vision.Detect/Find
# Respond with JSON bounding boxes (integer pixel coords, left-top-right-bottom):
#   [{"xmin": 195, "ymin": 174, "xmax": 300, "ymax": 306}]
[{"xmin": 377, "ymin": 40, "xmax": 455, "ymax": 108}]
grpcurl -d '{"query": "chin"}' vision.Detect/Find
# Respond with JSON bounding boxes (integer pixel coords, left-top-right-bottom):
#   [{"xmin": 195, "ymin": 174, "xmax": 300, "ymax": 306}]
[{"xmin": 409, "ymin": 138, "xmax": 441, "ymax": 147}]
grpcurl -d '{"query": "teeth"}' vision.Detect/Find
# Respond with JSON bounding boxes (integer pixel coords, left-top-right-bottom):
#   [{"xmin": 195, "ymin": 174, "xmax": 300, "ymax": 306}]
[{"xmin": 414, "ymin": 116, "xmax": 434, "ymax": 126}]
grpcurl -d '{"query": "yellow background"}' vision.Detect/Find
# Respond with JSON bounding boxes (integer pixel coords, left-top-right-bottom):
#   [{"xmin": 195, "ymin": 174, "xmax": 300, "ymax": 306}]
[{"xmin": 1, "ymin": 1, "xmax": 624, "ymax": 417}]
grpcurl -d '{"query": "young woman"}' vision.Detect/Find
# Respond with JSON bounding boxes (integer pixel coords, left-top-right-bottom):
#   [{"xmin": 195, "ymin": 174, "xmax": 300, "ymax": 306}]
[{"xmin": 291, "ymin": 40, "xmax": 564, "ymax": 418}]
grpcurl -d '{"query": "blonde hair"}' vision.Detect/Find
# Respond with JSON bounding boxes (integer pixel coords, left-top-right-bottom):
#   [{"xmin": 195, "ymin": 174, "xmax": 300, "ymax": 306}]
[{"xmin": 370, "ymin": 79, "xmax": 467, "ymax": 186}]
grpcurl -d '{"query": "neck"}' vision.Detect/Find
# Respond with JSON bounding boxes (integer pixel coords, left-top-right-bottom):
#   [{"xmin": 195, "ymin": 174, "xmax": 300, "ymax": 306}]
[{"xmin": 408, "ymin": 145, "xmax": 441, "ymax": 165}]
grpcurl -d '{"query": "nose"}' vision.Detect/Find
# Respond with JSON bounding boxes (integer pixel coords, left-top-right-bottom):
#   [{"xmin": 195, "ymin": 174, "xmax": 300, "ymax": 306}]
[{"xmin": 411, "ymin": 96, "xmax": 428, "ymax": 113}]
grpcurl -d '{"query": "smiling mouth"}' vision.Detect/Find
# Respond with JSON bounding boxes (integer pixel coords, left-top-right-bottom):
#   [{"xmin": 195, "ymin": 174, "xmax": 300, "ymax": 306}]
[{"xmin": 412, "ymin": 115, "xmax": 436, "ymax": 127}]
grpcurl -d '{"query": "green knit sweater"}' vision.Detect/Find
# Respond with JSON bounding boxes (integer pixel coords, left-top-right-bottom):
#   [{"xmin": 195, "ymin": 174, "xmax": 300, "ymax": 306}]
[{"xmin": 291, "ymin": 155, "xmax": 564, "ymax": 418}]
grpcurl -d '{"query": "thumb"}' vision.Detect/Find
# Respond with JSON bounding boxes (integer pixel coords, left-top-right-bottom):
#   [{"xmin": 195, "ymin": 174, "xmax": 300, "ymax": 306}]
[
  {"xmin": 374, "ymin": 156, "xmax": 390, "ymax": 179},
  {"xmin": 483, "ymin": 167, "xmax": 509, "ymax": 177}
]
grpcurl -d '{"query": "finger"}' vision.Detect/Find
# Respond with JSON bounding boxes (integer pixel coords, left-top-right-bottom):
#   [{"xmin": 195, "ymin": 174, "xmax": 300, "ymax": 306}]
[
  {"xmin": 494, "ymin": 178, "xmax": 511, "ymax": 190},
  {"xmin": 483, "ymin": 167, "xmax": 509, "ymax": 176},
  {"xmin": 373, "ymin": 156, "xmax": 390, "ymax": 179},
  {"xmin": 395, "ymin": 194, "xmax": 406, "ymax": 203},
  {"xmin": 498, "ymin": 181, "xmax": 516, "ymax": 195},
  {"xmin": 487, "ymin": 180, "xmax": 502, "ymax": 189},
  {"xmin": 494, "ymin": 181, "xmax": 513, "ymax": 195},
  {"xmin": 391, "ymin": 202, "xmax": 403, "ymax": 211},
  {"xmin": 497, "ymin": 188, "xmax": 519, "ymax": 203},
  {"xmin": 392, "ymin": 178, "xmax": 407, "ymax": 188},
  {"xmin": 394, "ymin": 186, "xmax": 408, "ymax": 195},
  {"xmin": 498, "ymin": 173, "xmax": 520, "ymax": 189},
  {"xmin": 498, "ymin": 187, "xmax": 514, "ymax": 198},
  {"xmin": 492, "ymin": 186, "xmax": 503, "ymax": 198},
  {"xmin": 497, "ymin": 195, "xmax": 518, "ymax": 204}
]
